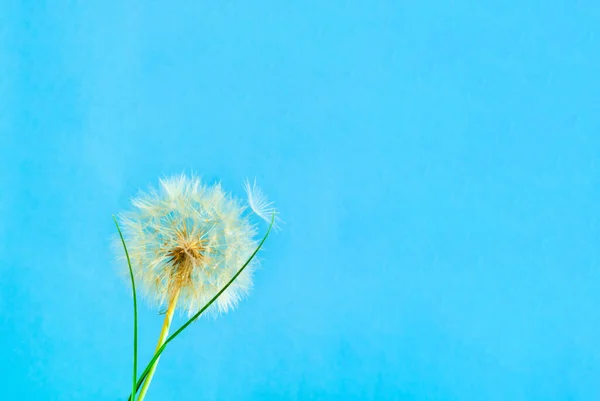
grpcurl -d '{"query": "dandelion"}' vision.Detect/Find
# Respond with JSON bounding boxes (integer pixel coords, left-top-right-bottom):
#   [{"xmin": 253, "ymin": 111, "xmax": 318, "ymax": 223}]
[{"xmin": 114, "ymin": 174, "xmax": 277, "ymax": 401}]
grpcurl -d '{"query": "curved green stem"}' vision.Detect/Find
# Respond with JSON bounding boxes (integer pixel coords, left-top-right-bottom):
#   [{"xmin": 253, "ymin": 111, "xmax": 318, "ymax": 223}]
[{"xmin": 114, "ymin": 216, "xmax": 139, "ymax": 401}]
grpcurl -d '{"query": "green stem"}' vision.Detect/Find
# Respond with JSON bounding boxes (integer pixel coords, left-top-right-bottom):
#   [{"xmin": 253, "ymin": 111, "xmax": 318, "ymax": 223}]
[{"xmin": 114, "ymin": 216, "xmax": 138, "ymax": 401}]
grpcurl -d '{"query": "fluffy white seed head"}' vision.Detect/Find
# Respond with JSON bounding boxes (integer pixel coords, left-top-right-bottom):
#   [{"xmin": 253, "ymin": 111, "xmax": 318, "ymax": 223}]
[{"xmin": 115, "ymin": 174, "xmax": 275, "ymax": 317}]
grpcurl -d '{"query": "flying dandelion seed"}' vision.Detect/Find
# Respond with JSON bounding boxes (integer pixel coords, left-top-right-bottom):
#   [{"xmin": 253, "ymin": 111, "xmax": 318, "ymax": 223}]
[{"xmin": 115, "ymin": 174, "xmax": 276, "ymax": 317}]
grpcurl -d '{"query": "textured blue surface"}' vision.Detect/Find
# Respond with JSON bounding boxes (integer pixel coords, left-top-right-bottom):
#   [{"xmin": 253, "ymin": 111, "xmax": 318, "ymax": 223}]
[{"xmin": 1, "ymin": 1, "xmax": 599, "ymax": 400}]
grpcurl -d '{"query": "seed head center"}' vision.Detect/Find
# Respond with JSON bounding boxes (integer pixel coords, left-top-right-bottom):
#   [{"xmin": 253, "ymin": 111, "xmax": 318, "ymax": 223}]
[{"xmin": 166, "ymin": 229, "xmax": 206, "ymax": 290}]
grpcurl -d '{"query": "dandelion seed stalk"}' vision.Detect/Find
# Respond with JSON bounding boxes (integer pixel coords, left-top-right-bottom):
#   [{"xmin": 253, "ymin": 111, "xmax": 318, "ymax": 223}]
[{"xmin": 136, "ymin": 289, "xmax": 180, "ymax": 401}]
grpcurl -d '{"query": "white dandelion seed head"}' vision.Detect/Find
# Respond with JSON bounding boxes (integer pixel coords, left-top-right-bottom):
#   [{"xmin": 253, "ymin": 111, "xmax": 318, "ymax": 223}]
[{"xmin": 115, "ymin": 174, "xmax": 276, "ymax": 317}]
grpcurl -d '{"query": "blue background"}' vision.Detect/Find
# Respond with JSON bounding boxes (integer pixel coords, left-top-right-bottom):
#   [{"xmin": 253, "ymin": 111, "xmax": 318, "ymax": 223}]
[{"xmin": 1, "ymin": 1, "xmax": 599, "ymax": 400}]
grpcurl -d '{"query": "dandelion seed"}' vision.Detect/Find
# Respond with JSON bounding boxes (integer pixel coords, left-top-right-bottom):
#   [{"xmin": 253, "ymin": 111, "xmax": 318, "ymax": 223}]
[{"xmin": 245, "ymin": 178, "xmax": 282, "ymax": 229}]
